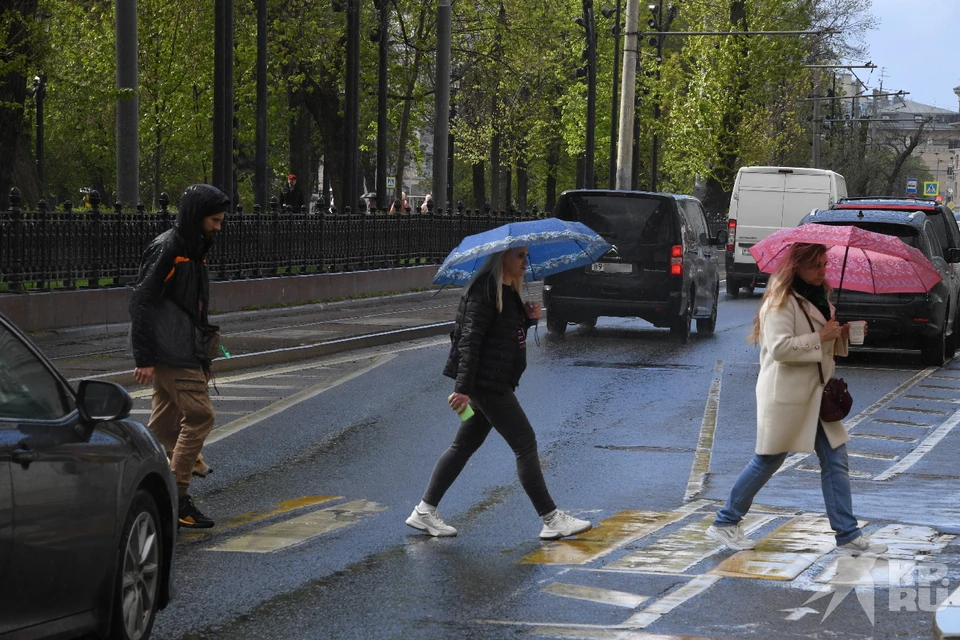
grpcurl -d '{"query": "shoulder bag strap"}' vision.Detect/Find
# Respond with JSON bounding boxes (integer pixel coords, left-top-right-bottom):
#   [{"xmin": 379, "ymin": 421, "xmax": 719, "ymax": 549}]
[{"xmin": 794, "ymin": 295, "xmax": 825, "ymax": 386}]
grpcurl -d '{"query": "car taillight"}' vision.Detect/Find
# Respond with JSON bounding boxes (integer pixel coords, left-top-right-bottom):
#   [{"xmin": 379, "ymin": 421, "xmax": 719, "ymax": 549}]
[
  {"xmin": 670, "ymin": 245, "xmax": 682, "ymax": 275},
  {"xmin": 727, "ymin": 219, "xmax": 736, "ymax": 253}
]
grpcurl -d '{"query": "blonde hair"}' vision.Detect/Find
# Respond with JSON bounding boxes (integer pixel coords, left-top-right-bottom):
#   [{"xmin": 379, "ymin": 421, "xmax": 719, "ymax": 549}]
[
  {"xmin": 470, "ymin": 250, "xmax": 523, "ymax": 312},
  {"xmin": 748, "ymin": 242, "xmax": 830, "ymax": 345}
]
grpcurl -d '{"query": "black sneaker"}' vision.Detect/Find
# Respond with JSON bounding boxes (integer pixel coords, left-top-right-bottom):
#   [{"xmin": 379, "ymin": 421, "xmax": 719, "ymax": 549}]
[{"xmin": 178, "ymin": 495, "xmax": 215, "ymax": 529}]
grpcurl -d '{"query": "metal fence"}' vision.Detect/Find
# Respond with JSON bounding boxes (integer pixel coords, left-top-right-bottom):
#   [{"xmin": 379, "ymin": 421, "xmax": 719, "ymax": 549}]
[
  {"xmin": 0, "ymin": 188, "xmax": 547, "ymax": 292},
  {"xmin": 0, "ymin": 188, "xmax": 729, "ymax": 292}
]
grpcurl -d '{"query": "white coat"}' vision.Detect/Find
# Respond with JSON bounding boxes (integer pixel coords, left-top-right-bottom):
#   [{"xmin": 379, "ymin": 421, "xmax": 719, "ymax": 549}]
[{"xmin": 755, "ymin": 293, "xmax": 849, "ymax": 455}]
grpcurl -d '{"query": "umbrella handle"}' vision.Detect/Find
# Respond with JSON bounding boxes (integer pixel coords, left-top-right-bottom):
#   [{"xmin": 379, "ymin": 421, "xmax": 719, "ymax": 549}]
[{"xmin": 834, "ymin": 245, "xmax": 850, "ymax": 319}]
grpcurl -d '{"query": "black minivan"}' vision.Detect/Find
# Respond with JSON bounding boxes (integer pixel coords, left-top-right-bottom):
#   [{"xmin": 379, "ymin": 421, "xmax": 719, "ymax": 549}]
[{"xmin": 543, "ymin": 190, "xmax": 727, "ymax": 340}]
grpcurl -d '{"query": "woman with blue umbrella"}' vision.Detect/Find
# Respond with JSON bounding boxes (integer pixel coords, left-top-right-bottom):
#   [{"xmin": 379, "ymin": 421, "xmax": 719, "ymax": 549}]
[{"xmin": 406, "ymin": 219, "xmax": 607, "ymax": 539}]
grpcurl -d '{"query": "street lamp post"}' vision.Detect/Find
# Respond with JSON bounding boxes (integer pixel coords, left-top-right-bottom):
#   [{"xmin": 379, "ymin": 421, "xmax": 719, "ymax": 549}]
[
  {"xmin": 27, "ymin": 75, "xmax": 46, "ymax": 189},
  {"xmin": 601, "ymin": 1, "xmax": 621, "ymax": 189}
]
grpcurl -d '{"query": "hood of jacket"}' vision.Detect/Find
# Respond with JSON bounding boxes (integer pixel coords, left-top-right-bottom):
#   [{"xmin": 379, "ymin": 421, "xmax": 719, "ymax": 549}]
[{"xmin": 175, "ymin": 184, "xmax": 230, "ymax": 260}]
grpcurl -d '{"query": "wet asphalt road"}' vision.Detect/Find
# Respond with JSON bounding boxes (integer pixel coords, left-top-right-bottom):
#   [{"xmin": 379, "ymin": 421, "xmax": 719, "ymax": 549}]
[{"xmin": 145, "ymin": 291, "xmax": 960, "ymax": 640}]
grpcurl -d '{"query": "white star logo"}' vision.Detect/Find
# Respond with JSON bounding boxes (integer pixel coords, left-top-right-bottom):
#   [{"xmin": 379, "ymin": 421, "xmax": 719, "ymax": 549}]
[{"xmin": 803, "ymin": 554, "xmax": 880, "ymax": 625}]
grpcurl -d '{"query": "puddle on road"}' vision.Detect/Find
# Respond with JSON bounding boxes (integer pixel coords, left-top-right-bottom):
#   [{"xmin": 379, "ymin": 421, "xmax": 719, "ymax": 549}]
[{"xmin": 572, "ymin": 361, "xmax": 699, "ymax": 371}]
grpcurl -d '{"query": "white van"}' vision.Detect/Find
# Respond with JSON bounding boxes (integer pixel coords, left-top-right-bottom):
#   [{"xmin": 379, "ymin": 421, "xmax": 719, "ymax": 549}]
[{"xmin": 725, "ymin": 166, "xmax": 847, "ymax": 297}]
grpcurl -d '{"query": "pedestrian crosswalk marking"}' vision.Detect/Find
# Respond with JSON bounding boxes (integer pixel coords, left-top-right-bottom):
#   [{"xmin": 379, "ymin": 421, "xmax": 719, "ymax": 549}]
[
  {"xmin": 521, "ymin": 510, "xmax": 688, "ymax": 566},
  {"xmin": 207, "ymin": 499, "xmax": 386, "ymax": 553},
  {"xmin": 623, "ymin": 574, "xmax": 723, "ymax": 629},
  {"xmin": 871, "ymin": 418, "xmax": 932, "ymax": 427},
  {"xmin": 605, "ymin": 514, "xmax": 775, "ymax": 574},
  {"xmin": 541, "ymin": 583, "xmax": 649, "ymax": 609},
  {"xmin": 215, "ymin": 383, "xmax": 298, "ymax": 389},
  {"xmin": 709, "ymin": 515, "xmax": 864, "ymax": 581},
  {"xmin": 874, "ymin": 406, "xmax": 960, "ymax": 481},
  {"xmin": 795, "ymin": 464, "xmax": 874, "ymax": 479},
  {"xmin": 852, "ymin": 433, "xmax": 917, "ymax": 443},
  {"xmin": 903, "ymin": 394, "xmax": 960, "ymax": 404},
  {"xmin": 179, "ymin": 495, "xmax": 340, "ymax": 542},
  {"xmin": 888, "ymin": 405, "xmax": 949, "ymax": 415}
]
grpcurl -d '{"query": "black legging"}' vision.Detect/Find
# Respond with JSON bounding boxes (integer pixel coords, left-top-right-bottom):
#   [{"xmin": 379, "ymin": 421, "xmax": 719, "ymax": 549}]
[{"xmin": 422, "ymin": 389, "xmax": 557, "ymax": 516}]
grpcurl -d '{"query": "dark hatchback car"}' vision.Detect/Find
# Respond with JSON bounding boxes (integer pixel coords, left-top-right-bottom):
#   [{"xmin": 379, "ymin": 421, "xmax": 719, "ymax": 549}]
[
  {"xmin": 543, "ymin": 190, "xmax": 727, "ymax": 340},
  {"xmin": 800, "ymin": 207, "xmax": 960, "ymax": 365},
  {"xmin": 0, "ymin": 313, "xmax": 176, "ymax": 640}
]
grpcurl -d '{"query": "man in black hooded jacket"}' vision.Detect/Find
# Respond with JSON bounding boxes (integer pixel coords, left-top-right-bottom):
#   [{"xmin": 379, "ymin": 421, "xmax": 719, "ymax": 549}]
[{"xmin": 130, "ymin": 183, "xmax": 229, "ymax": 529}]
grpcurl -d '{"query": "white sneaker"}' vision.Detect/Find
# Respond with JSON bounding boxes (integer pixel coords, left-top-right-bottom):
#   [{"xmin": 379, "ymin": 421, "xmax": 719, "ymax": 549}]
[
  {"xmin": 539, "ymin": 510, "xmax": 592, "ymax": 540},
  {"xmin": 839, "ymin": 534, "xmax": 887, "ymax": 556},
  {"xmin": 706, "ymin": 523, "xmax": 756, "ymax": 551},
  {"xmin": 405, "ymin": 507, "xmax": 457, "ymax": 537}
]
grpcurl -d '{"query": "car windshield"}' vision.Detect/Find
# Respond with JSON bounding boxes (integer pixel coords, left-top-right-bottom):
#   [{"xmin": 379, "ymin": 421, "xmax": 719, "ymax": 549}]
[{"xmin": 557, "ymin": 194, "xmax": 674, "ymax": 246}]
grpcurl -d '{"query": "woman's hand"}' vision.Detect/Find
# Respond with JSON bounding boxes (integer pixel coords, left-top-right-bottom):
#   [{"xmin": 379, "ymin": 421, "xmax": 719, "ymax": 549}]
[
  {"xmin": 524, "ymin": 302, "xmax": 542, "ymax": 320},
  {"xmin": 449, "ymin": 392, "xmax": 470, "ymax": 414},
  {"xmin": 819, "ymin": 319, "xmax": 842, "ymax": 343}
]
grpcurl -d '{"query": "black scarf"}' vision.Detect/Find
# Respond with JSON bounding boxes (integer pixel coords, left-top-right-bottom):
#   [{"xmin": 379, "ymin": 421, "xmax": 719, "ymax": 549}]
[{"xmin": 792, "ymin": 275, "xmax": 831, "ymax": 322}]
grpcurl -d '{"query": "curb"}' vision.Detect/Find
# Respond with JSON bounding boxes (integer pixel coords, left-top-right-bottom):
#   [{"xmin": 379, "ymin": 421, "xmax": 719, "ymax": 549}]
[{"xmin": 75, "ymin": 321, "xmax": 455, "ymax": 387}]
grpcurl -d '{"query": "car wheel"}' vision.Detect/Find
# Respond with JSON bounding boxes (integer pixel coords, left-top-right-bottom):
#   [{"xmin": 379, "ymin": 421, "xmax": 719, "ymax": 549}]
[
  {"xmin": 579, "ymin": 317, "xmax": 598, "ymax": 330},
  {"xmin": 725, "ymin": 278, "xmax": 739, "ymax": 299},
  {"xmin": 671, "ymin": 294, "xmax": 692, "ymax": 343},
  {"xmin": 921, "ymin": 326, "xmax": 948, "ymax": 367},
  {"xmin": 110, "ymin": 490, "xmax": 163, "ymax": 640},
  {"xmin": 546, "ymin": 314, "xmax": 567, "ymax": 335},
  {"xmin": 696, "ymin": 291, "xmax": 718, "ymax": 335}
]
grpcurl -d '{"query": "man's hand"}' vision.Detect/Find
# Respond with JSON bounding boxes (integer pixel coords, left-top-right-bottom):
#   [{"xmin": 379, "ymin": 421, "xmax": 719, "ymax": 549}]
[{"xmin": 134, "ymin": 367, "xmax": 155, "ymax": 386}]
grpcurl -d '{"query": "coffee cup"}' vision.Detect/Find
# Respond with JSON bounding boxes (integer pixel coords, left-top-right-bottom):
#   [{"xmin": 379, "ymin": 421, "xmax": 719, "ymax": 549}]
[{"xmin": 848, "ymin": 320, "xmax": 866, "ymax": 345}]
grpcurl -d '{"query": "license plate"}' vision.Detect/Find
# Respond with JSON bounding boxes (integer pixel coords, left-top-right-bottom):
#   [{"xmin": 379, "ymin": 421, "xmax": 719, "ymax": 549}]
[{"xmin": 591, "ymin": 262, "xmax": 632, "ymax": 274}]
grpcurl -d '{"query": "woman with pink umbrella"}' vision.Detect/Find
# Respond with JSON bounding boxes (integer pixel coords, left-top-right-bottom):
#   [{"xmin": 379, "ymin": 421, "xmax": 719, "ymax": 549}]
[{"xmin": 706, "ymin": 241, "xmax": 889, "ymax": 556}]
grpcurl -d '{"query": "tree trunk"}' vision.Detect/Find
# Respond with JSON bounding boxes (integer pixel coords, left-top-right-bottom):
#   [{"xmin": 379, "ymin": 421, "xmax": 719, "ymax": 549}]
[
  {"xmin": 288, "ymin": 84, "xmax": 313, "ymax": 208},
  {"xmin": 516, "ymin": 158, "xmax": 528, "ymax": 213},
  {"xmin": 0, "ymin": 0, "xmax": 40, "ymax": 209},
  {"xmin": 302, "ymin": 73, "xmax": 345, "ymax": 211},
  {"xmin": 490, "ymin": 133, "xmax": 501, "ymax": 210},
  {"xmin": 472, "ymin": 161, "xmax": 485, "ymax": 210},
  {"xmin": 394, "ymin": 6, "xmax": 428, "ymax": 204}
]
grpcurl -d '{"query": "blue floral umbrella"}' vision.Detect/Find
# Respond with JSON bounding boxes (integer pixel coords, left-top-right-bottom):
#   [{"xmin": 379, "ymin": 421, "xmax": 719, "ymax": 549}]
[{"xmin": 433, "ymin": 218, "xmax": 612, "ymax": 286}]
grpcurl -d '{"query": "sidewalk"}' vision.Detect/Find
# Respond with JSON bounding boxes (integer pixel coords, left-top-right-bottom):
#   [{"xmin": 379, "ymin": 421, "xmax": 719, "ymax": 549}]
[{"xmin": 30, "ymin": 284, "xmax": 545, "ymax": 387}]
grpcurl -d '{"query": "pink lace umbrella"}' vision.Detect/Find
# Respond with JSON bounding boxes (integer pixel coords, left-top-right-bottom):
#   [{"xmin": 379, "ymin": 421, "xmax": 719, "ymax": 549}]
[{"xmin": 749, "ymin": 223, "xmax": 942, "ymax": 310}]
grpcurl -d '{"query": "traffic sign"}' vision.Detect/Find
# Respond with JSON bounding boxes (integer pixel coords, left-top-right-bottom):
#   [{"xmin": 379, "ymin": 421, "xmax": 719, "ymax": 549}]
[
  {"xmin": 386, "ymin": 177, "xmax": 396, "ymax": 188},
  {"xmin": 924, "ymin": 181, "xmax": 940, "ymax": 197},
  {"xmin": 906, "ymin": 178, "xmax": 918, "ymax": 195}
]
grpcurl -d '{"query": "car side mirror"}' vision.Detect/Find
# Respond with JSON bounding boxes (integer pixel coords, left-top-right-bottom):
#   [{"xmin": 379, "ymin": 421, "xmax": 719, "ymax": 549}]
[
  {"xmin": 713, "ymin": 229, "xmax": 728, "ymax": 246},
  {"xmin": 948, "ymin": 248, "xmax": 960, "ymax": 264},
  {"xmin": 77, "ymin": 380, "xmax": 133, "ymax": 423}
]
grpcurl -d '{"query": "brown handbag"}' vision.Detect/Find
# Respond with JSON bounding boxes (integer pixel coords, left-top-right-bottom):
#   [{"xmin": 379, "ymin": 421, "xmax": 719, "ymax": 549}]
[{"xmin": 794, "ymin": 296, "xmax": 853, "ymax": 422}]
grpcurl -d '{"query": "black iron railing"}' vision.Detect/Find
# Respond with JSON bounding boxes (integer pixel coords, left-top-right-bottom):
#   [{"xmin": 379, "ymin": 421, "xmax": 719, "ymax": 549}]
[{"xmin": 0, "ymin": 188, "xmax": 545, "ymax": 292}]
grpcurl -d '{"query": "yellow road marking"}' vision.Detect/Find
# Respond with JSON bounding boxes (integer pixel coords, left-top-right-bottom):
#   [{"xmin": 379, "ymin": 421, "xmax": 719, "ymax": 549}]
[
  {"xmin": 179, "ymin": 495, "xmax": 340, "ymax": 541},
  {"xmin": 541, "ymin": 583, "xmax": 648, "ymax": 609},
  {"xmin": 520, "ymin": 510, "xmax": 688, "ymax": 565},
  {"xmin": 606, "ymin": 514, "xmax": 775, "ymax": 574},
  {"xmin": 684, "ymin": 361, "xmax": 722, "ymax": 502},
  {"xmin": 207, "ymin": 498, "xmax": 386, "ymax": 553},
  {"xmin": 709, "ymin": 515, "xmax": 864, "ymax": 581}
]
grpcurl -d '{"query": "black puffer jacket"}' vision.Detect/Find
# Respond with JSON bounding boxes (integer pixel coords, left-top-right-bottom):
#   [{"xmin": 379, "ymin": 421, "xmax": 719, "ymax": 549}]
[
  {"xmin": 129, "ymin": 184, "xmax": 230, "ymax": 370},
  {"xmin": 443, "ymin": 272, "xmax": 536, "ymax": 394}
]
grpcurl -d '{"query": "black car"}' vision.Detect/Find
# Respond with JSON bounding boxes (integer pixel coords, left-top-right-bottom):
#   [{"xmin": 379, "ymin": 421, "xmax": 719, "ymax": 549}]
[
  {"xmin": 799, "ymin": 207, "xmax": 960, "ymax": 365},
  {"xmin": 0, "ymin": 313, "xmax": 177, "ymax": 640},
  {"xmin": 543, "ymin": 190, "xmax": 727, "ymax": 340}
]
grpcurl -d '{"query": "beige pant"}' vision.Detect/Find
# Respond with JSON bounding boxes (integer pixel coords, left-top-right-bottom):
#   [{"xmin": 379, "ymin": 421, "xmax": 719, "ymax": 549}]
[{"xmin": 147, "ymin": 365, "xmax": 215, "ymax": 496}]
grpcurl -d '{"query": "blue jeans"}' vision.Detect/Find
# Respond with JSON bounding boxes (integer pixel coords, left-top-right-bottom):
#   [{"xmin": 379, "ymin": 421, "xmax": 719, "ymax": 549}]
[{"xmin": 714, "ymin": 423, "xmax": 861, "ymax": 545}]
